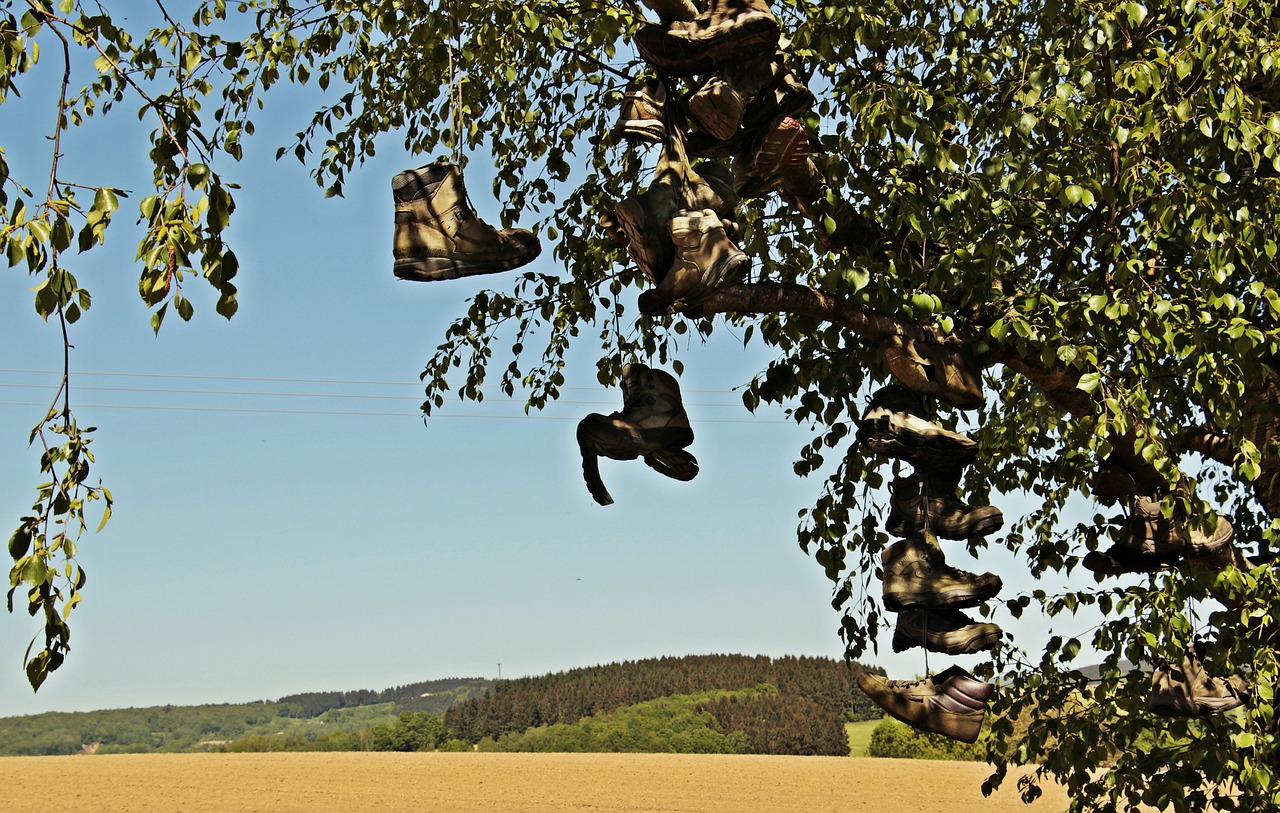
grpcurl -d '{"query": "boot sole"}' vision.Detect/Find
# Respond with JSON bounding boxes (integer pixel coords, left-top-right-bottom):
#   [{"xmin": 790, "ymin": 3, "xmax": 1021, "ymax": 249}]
[
  {"xmin": 394, "ymin": 251, "xmax": 540, "ymax": 281},
  {"xmin": 635, "ymin": 15, "xmax": 779, "ymax": 75},
  {"xmin": 883, "ymin": 583, "xmax": 1002, "ymax": 612},
  {"xmin": 688, "ymin": 85, "xmax": 745, "ymax": 141}
]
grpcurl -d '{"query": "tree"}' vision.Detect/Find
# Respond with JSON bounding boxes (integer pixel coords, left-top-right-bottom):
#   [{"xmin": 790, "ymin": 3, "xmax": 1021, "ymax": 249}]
[{"xmin": 3, "ymin": 0, "xmax": 1280, "ymax": 808}]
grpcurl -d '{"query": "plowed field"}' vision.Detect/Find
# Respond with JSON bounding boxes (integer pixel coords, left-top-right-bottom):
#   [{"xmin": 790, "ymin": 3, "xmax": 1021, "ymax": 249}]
[{"xmin": 2, "ymin": 752, "xmax": 1069, "ymax": 812}]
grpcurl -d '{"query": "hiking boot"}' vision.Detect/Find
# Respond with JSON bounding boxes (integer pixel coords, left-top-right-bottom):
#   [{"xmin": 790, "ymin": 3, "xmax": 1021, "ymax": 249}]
[
  {"xmin": 614, "ymin": 158, "xmax": 739, "ymax": 284},
  {"xmin": 892, "ymin": 609, "xmax": 1002, "ymax": 655},
  {"xmin": 882, "ymin": 531, "xmax": 1003, "ymax": 611},
  {"xmin": 1091, "ymin": 457, "xmax": 1139, "ymax": 503},
  {"xmin": 392, "ymin": 161, "xmax": 541, "ymax": 281},
  {"xmin": 635, "ymin": 0, "xmax": 780, "ymax": 76},
  {"xmin": 882, "ymin": 335, "xmax": 984, "ymax": 411},
  {"xmin": 687, "ymin": 59, "xmax": 773, "ymax": 141},
  {"xmin": 638, "ymin": 207, "xmax": 750, "ymax": 314},
  {"xmin": 886, "ymin": 473, "xmax": 1004, "ymax": 540},
  {"xmin": 577, "ymin": 363, "xmax": 697, "ymax": 506},
  {"xmin": 689, "ymin": 56, "xmax": 815, "ymax": 162},
  {"xmin": 1083, "ymin": 496, "xmax": 1234, "ymax": 576},
  {"xmin": 1151, "ymin": 643, "xmax": 1250, "ymax": 717},
  {"xmin": 856, "ymin": 665, "xmax": 993, "ymax": 743},
  {"xmin": 613, "ymin": 76, "xmax": 667, "ymax": 144},
  {"xmin": 641, "ymin": 0, "xmax": 698, "ymax": 22},
  {"xmin": 856, "ymin": 385, "xmax": 978, "ymax": 469}
]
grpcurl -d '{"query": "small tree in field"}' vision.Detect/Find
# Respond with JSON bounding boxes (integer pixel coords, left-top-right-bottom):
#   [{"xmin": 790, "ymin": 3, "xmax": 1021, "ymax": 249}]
[{"xmin": 4, "ymin": 0, "xmax": 1280, "ymax": 809}]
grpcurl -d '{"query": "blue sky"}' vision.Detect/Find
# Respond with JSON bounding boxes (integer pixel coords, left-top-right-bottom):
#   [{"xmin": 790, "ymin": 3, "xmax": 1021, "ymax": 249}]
[{"xmin": 0, "ymin": 5, "xmax": 1105, "ymax": 718}]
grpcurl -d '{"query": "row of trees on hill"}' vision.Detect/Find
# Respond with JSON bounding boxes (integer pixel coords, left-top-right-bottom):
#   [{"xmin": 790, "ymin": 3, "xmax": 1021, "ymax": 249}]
[
  {"xmin": 276, "ymin": 678, "xmax": 491, "ymax": 718},
  {"xmin": 443, "ymin": 654, "xmax": 881, "ymax": 744}
]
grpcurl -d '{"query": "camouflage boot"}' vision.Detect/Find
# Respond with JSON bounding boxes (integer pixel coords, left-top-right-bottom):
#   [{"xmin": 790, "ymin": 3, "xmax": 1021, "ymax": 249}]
[
  {"xmin": 392, "ymin": 161, "xmax": 541, "ymax": 281},
  {"xmin": 577, "ymin": 364, "xmax": 698, "ymax": 506},
  {"xmin": 636, "ymin": 0, "xmax": 780, "ymax": 76}
]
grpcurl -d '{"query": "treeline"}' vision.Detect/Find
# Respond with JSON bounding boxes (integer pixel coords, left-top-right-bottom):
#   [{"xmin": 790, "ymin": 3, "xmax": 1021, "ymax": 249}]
[
  {"xmin": 0, "ymin": 678, "xmax": 490, "ymax": 756},
  {"xmin": 445, "ymin": 654, "xmax": 882, "ymax": 746},
  {"xmin": 277, "ymin": 678, "xmax": 490, "ymax": 718}
]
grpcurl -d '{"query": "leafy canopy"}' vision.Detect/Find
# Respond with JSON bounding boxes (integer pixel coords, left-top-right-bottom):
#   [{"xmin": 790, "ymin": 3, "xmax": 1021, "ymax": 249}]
[{"xmin": 4, "ymin": 0, "xmax": 1280, "ymax": 809}]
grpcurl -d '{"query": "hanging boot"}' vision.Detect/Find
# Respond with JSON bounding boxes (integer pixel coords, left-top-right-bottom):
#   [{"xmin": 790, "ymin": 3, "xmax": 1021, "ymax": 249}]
[
  {"xmin": 577, "ymin": 363, "xmax": 698, "ymax": 506},
  {"xmin": 1083, "ymin": 494, "xmax": 1234, "ymax": 577},
  {"xmin": 640, "ymin": 0, "xmax": 698, "ymax": 22},
  {"xmin": 856, "ymin": 385, "xmax": 978, "ymax": 469},
  {"xmin": 614, "ymin": 158, "xmax": 739, "ymax": 285},
  {"xmin": 687, "ymin": 58, "xmax": 774, "ymax": 141},
  {"xmin": 635, "ymin": 0, "xmax": 780, "ymax": 76},
  {"xmin": 856, "ymin": 665, "xmax": 993, "ymax": 743},
  {"xmin": 1151, "ymin": 642, "xmax": 1250, "ymax": 716},
  {"xmin": 892, "ymin": 608, "xmax": 1002, "ymax": 655},
  {"xmin": 613, "ymin": 76, "xmax": 668, "ymax": 144},
  {"xmin": 882, "ymin": 335, "xmax": 985, "ymax": 410},
  {"xmin": 886, "ymin": 471, "xmax": 1004, "ymax": 540},
  {"xmin": 392, "ymin": 161, "xmax": 541, "ymax": 281},
  {"xmin": 689, "ymin": 56, "xmax": 815, "ymax": 162},
  {"xmin": 637, "ymin": 207, "xmax": 750, "ymax": 315},
  {"xmin": 881, "ymin": 530, "xmax": 1003, "ymax": 611}
]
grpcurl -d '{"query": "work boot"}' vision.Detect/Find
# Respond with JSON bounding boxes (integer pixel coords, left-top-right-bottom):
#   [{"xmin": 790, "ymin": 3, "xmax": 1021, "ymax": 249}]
[
  {"xmin": 856, "ymin": 665, "xmax": 993, "ymax": 743},
  {"xmin": 635, "ymin": 0, "xmax": 780, "ymax": 76},
  {"xmin": 577, "ymin": 363, "xmax": 697, "ymax": 506},
  {"xmin": 687, "ymin": 58, "xmax": 773, "ymax": 141},
  {"xmin": 614, "ymin": 159, "xmax": 739, "ymax": 284},
  {"xmin": 882, "ymin": 531, "xmax": 1003, "ymax": 611},
  {"xmin": 613, "ymin": 76, "xmax": 667, "ymax": 144},
  {"xmin": 392, "ymin": 161, "xmax": 541, "ymax": 281},
  {"xmin": 886, "ymin": 472, "xmax": 1004, "ymax": 540},
  {"xmin": 689, "ymin": 56, "xmax": 815, "ymax": 162},
  {"xmin": 641, "ymin": 0, "xmax": 698, "ymax": 22},
  {"xmin": 856, "ymin": 385, "xmax": 978, "ymax": 469},
  {"xmin": 1083, "ymin": 495, "xmax": 1235, "ymax": 576},
  {"xmin": 1150, "ymin": 643, "xmax": 1250, "ymax": 717},
  {"xmin": 637, "ymin": 207, "xmax": 750, "ymax": 314},
  {"xmin": 882, "ymin": 335, "xmax": 984, "ymax": 411},
  {"xmin": 892, "ymin": 608, "xmax": 1002, "ymax": 655},
  {"xmin": 1091, "ymin": 456, "xmax": 1139, "ymax": 503}
]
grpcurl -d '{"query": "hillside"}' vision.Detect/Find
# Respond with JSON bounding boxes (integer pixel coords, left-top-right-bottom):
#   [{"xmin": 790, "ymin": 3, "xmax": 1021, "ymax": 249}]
[{"xmin": 0, "ymin": 677, "xmax": 491, "ymax": 756}]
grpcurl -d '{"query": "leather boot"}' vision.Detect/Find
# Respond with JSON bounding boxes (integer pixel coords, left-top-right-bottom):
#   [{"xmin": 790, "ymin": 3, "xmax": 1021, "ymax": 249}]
[
  {"xmin": 882, "ymin": 531, "xmax": 1002, "ymax": 611},
  {"xmin": 636, "ymin": 0, "xmax": 780, "ymax": 76},
  {"xmin": 392, "ymin": 161, "xmax": 541, "ymax": 280},
  {"xmin": 886, "ymin": 471, "xmax": 1004, "ymax": 540},
  {"xmin": 577, "ymin": 364, "xmax": 698, "ymax": 505},
  {"xmin": 614, "ymin": 76, "xmax": 667, "ymax": 144},
  {"xmin": 882, "ymin": 335, "xmax": 984, "ymax": 410},
  {"xmin": 856, "ymin": 665, "xmax": 993, "ymax": 743}
]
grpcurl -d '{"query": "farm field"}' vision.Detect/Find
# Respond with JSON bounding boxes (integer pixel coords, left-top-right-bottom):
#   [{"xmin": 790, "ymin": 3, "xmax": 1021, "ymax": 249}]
[{"xmin": 2, "ymin": 751, "xmax": 1071, "ymax": 812}]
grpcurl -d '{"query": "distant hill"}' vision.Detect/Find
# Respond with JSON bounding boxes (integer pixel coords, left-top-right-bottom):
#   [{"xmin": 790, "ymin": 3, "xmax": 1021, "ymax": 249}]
[
  {"xmin": 0, "ymin": 677, "xmax": 491, "ymax": 756},
  {"xmin": 445, "ymin": 654, "xmax": 883, "ymax": 757}
]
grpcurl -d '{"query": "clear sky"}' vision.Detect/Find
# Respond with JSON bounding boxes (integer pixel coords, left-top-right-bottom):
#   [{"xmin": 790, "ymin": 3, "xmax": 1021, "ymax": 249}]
[{"xmin": 0, "ymin": 5, "xmax": 1105, "ymax": 718}]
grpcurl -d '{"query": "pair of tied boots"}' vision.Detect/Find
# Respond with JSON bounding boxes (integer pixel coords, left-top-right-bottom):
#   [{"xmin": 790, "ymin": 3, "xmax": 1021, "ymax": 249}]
[
  {"xmin": 609, "ymin": 150, "xmax": 750, "ymax": 315},
  {"xmin": 881, "ymin": 530, "xmax": 1003, "ymax": 651},
  {"xmin": 577, "ymin": 363, "xmax": 698, "ymax": 506},
  {"xmin": 391, "ymin": 160, "xmax": 541, "ymax": 281},
  {"xmin": 1150, "ymin": 641, "xmax": 1250, "ymax": 717}
]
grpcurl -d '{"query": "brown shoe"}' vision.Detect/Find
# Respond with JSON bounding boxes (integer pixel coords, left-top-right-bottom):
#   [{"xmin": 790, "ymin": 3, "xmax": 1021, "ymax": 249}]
[
  {"xmin": 1151, "ymin": 643, "xmax": 1249, "ymax": 717},
  {"xmin": 882, "ymin": 335, "xmax": 984, "ymax": 410},
  {"xmin": 392, "ymin": 161, "xmax": 541, "ymax": 280},
  {"xmin": 882, "ymin": 531, "xmax": 1003, "ymax": 611},
  {"xmin": 635, "ymin": 0, "xmax": 780, "ymax": 76},
  {"xmin": 638, "ymin": 208, "xmax": 750, "ymax": 314},
  {"xmin": 640, "ymin": 0, "xmax": 698, "ymax": 22},
  {"xmin": 577, "ymin": 364, "xmax": 697, "ymax": 505},
  {"xmin": 614, "ymin": 76, "xmax": 667, "ymax": 144},
  {"xmin": 856, "ymin": 665, "xmax": 993, "ymax": 743},
  {"xmin": 856, "ymin": 385, "xmax": 978, "ymax": 469},
  {"xmin": 892, "ymin": 608, "xmax": 1002, "ymax": 655},
  {"xmin": 886, "ymin": 473, "xmax": 1003, "ymax": 540}
]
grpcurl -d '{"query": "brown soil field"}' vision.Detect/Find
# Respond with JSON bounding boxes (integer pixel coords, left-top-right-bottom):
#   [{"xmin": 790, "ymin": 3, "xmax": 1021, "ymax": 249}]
[{"xmin": 1, "ymin": 752, "xmax": 1070, "ymax": 812}]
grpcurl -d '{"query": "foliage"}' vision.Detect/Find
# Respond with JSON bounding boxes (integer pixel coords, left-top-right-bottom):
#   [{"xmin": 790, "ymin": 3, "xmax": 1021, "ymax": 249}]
[
  {"xmin": 444, "ymin": 654, "xmax": 879, "ymax": 743},
  {"xmin": 867, "ymin": 717, "xmax": 983, "ymax": 762},
  {"xmin": 487, "ymin": 689, "xmax": 753, "ymax": 754},
  {"xmin": 5, "ymin": 0, "xmax": 1280, "ymax": 807}
]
